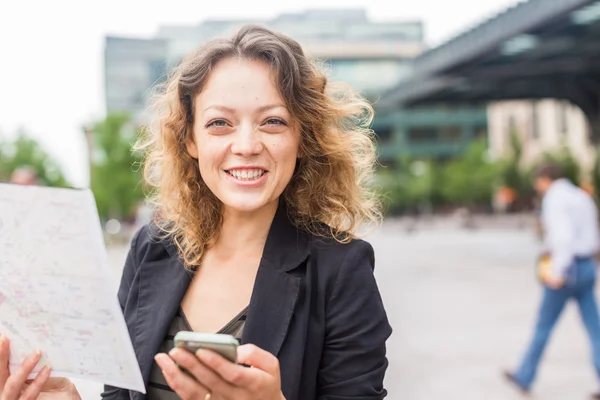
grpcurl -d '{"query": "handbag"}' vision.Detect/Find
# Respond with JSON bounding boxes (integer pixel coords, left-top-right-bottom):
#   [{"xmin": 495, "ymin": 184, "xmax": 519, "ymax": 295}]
[{"xmin": 536, "ymin": 254, "xmax": 554, "ymax": 284}]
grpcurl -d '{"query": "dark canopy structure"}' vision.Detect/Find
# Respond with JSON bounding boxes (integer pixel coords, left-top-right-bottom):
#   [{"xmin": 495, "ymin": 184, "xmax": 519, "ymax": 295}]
[{"xmin": 380, "ymin": 0, "xmax": 600, "ymax": 140}]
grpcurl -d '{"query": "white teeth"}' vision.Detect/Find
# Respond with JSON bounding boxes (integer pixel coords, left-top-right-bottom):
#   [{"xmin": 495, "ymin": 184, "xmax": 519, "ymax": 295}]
[{"xmin": 228, "ymin": 169, "xmax": 265, "ymax": 181}]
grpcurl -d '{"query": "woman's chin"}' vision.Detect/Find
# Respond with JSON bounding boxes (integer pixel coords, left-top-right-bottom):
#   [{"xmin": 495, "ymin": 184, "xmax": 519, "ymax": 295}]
[{"xmin": 221, "ymin": 196, "xmax": 277, "ymax": 214}]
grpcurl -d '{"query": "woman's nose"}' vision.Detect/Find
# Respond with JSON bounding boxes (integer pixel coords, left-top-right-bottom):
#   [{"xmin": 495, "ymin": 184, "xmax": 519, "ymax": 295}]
[{"xmin": 230, "ymin": 124, "xmax": 263, "ymax": 156}]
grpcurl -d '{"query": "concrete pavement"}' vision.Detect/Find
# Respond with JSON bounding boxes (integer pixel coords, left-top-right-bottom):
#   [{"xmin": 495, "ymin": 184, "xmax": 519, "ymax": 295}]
[{"xmin": 373, "ymin": 223, "xmax": 598, "ymax": 399}]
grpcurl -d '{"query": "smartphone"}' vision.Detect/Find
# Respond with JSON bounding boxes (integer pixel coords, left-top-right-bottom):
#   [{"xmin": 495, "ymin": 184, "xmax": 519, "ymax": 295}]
[{"xmin": 174, "ymin": 331, "xmax": 239, "ymax": 363}]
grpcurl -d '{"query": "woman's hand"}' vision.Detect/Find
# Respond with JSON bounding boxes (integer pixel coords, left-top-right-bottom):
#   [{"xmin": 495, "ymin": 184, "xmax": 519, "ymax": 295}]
[
  {"xmin": 0, "ymin": 336, "xmax": 80, "ymax": 400},
  {"xmin": 155, "ymin": 344, "xmax": 285, "ymax": 400}
]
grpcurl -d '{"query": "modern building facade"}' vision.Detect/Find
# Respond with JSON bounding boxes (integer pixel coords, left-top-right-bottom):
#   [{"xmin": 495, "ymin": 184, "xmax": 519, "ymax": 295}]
[
  {"xmin": 488, "ymin": 99, "xmax": 595, "ymax": 172},
  {"xmin": 374, "ymin": 106, "xmax": 488, "ymax": 162},
  {"xmin": 104, "ymin": 9, "xmax": 488, "ymax": 162},
  {"xmin": 104, "ymin": 37, "xmax": 168, "ymax": 122}
]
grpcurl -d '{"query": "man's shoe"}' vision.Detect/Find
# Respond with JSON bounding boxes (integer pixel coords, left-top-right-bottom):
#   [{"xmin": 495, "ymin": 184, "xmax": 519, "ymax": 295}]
[{"xmin": 503, "ymin": 370, "xmax": 530, "ymax": 395}]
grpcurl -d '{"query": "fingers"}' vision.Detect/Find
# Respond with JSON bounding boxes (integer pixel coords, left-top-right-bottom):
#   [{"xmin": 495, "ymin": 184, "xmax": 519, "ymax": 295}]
[
  {"xmin": 169, "ymin": 348, "xmax": 235, "ymax": 394},
  {"xmin": 20, "ymin": 366, "xmax": 51, "ymax": 399},
  {"xmin": 194, "ymin": 346, "xmax": 283, "ymax": 399},
  {"xmin": 155, "ymin": 353, "xmax": 209, "ymax": 400},
  {"xmin": 0, "ymin": 336, "xmax": 10, "ymax": 389},
  {"xmin": 195, "ymin": 348, "xmax": 247, "ymax": 386},
  {"xmin": 2, "ymin": 349, "xmax": 42, "ymax": 399},
  {"xmin": 236, "ymin": 344, "xmax": 280, "ymax": 375}
]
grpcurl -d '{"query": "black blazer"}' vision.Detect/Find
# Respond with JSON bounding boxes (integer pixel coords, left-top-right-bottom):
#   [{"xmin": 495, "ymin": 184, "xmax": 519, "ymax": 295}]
[{"xmin": 101, "ymin": 205, "xmax": 392, "ymax": 400}]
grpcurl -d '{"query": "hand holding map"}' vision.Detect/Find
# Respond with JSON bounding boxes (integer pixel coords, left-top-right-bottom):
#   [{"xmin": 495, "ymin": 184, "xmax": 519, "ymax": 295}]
[{"xmin": 0, "ymin": 183, "xmax": 144, "ymax": 393}]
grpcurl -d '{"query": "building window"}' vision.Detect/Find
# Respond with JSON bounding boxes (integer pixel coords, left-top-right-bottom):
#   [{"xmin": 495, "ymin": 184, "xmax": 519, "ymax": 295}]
[
  {"xmin": 557, "ymin": 101, "xmax": 568, "ymax": 135},
  {"xmin": 407, "ymin": 126, "xmax": 462, "ymax": 143},
  {"xmin": 407, "ymin": 127, "xmax": 438, "ymax": 143},
  {"xmin": 327, "ymin": 59, "xmax": 410, "ymax": 94},
  {"xmin": 374, "ymin": 126, "xmax": 393, "ymax": 144},
  {"xmin": 439, "ymin": 126, "xmax": 461, "ymax": 141},
  {"xmin": 531, "ymin": 101, "xmax": 539, "ymax": 139}
]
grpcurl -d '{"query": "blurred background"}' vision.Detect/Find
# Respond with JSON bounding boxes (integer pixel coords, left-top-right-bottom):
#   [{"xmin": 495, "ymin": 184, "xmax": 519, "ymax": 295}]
[{"xmin": 2, "ymin": 0, "xmax": 600, "ymax": 398}]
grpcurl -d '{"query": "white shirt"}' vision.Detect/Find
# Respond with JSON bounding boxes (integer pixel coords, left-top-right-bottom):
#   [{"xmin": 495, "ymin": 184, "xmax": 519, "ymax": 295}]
[{"xmin": 541, "ymin": 179, "xmax": 600, "ymax": 278}]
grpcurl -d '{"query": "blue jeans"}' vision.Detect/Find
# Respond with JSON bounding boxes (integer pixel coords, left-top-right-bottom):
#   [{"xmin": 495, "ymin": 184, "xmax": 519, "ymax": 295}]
[{"xmin": 513, "ymin": 258, "xmax": 600, "ymax": 389}]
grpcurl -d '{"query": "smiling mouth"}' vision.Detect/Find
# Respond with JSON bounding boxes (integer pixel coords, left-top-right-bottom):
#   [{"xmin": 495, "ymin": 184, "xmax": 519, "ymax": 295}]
[{"xmin": 226, "ymin": 169, "xmax": 267, "ymax": 181}]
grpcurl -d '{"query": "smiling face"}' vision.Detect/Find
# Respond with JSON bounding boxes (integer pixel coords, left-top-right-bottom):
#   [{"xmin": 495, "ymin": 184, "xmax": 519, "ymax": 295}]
[{"xmin": 186, "ymin": 57, "xmax": 300, "ymax": 215}]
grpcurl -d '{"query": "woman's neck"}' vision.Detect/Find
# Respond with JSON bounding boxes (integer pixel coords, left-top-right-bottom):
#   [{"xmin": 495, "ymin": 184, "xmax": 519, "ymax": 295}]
[{"xmin": 210, "ymin": 200, "xmax": 278, "ymax": 260}]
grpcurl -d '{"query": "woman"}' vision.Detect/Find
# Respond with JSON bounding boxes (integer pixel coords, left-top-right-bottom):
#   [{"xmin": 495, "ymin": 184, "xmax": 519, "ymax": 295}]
[{"xmin": 0, "ymin": 25, "xmax": 391, "ymax": 400}]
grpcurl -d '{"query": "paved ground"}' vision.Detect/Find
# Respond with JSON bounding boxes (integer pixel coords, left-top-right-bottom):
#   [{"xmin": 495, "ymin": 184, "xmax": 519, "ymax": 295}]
[{"xmin": 73, "ymin": 220, "xmax": 600, "ymax": 399}]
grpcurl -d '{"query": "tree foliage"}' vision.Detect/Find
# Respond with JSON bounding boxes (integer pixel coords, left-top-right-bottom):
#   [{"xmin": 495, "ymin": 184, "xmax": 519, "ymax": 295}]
[
  {"xmin": 439, "ymin": 140, "xmax": 497, "ymax": 207},
  {"xmin": 378, "ymin": 140, "xmax": 495, "ymax": 213},
  {"xmin": 497, "ymin": 129, "xmax": 534, "ymax": 201},
  {"xmin": 0, "ymin": 132, "xmax": 68, "ymax": 187},
  {"xmin": 88, "ymin": 113, "xmax": 145, "ymax": 222}
]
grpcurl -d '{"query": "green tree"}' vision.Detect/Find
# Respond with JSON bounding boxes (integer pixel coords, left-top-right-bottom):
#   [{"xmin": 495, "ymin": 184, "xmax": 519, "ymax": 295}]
[
  {"xmin": 497, "ymin": 128, "xmax": 534, "ymax": 195},
  {"xmin": 500, "ymin": 129, "xmax": 522, "ymax": 188},
  {"xmin": 376, "ymin": 155, "xmax": 441, "ymax": 214},
  {"xmin": 88, "ymin": 113, "xmax": 145, "ymax": 222},
  {"xmin": 440, "ymin": 139, "xmax": 497, "ymax": 207},
  {"xmin": 0, "ymin": 132, "xmax": 68, "ymax": 187},
  {"xmin": 377, "ymin": 140, "xmax": 502, "ymax": 214}
]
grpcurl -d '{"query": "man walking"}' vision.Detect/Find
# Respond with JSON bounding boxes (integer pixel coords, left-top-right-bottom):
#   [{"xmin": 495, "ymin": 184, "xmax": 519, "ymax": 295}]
[{"xmin": 505, "ymin": 163, "xmax": 600, "ymax": 398}]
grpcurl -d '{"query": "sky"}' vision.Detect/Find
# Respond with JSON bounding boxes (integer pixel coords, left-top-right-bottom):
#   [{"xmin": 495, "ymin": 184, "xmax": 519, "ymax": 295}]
[{"xmin": 0, "ymin": 0, "xmax": 518, "ymax": 187}]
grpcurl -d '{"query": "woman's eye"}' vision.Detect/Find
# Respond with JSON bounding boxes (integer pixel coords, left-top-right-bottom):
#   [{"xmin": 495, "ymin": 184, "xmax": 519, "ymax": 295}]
[
  {"xmin": 207, "ymin": 119, "xmax": 228, "ymax": 128},
  {"xmin": 265, "ymin": 118, "xmax": 287, "ymax": 126}
]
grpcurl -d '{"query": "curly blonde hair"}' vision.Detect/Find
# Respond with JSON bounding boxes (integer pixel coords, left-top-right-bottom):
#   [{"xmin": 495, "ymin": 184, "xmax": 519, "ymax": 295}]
[{"xmin": 136, "ymin": 24, "xmax": 381, "ymax": 268}]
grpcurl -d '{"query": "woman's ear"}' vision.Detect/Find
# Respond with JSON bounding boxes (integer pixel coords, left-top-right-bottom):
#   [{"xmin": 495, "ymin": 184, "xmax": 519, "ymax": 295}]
[{"xmin": 186, "ymin": 133, "xmax": 199, "ymax": 159}]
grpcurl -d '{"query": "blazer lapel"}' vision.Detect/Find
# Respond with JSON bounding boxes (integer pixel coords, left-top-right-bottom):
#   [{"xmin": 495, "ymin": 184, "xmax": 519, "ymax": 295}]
[
  {"xmin": 242, "ymin": 259, "xmax": 300, "ymax": 356},
  {"xmin": 134, "ymin": 250, "xmax": 192, "ymax": 393},
  {"xmin": 242, "ymin": 203, "xmax": 309, "ymax": 356}
]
